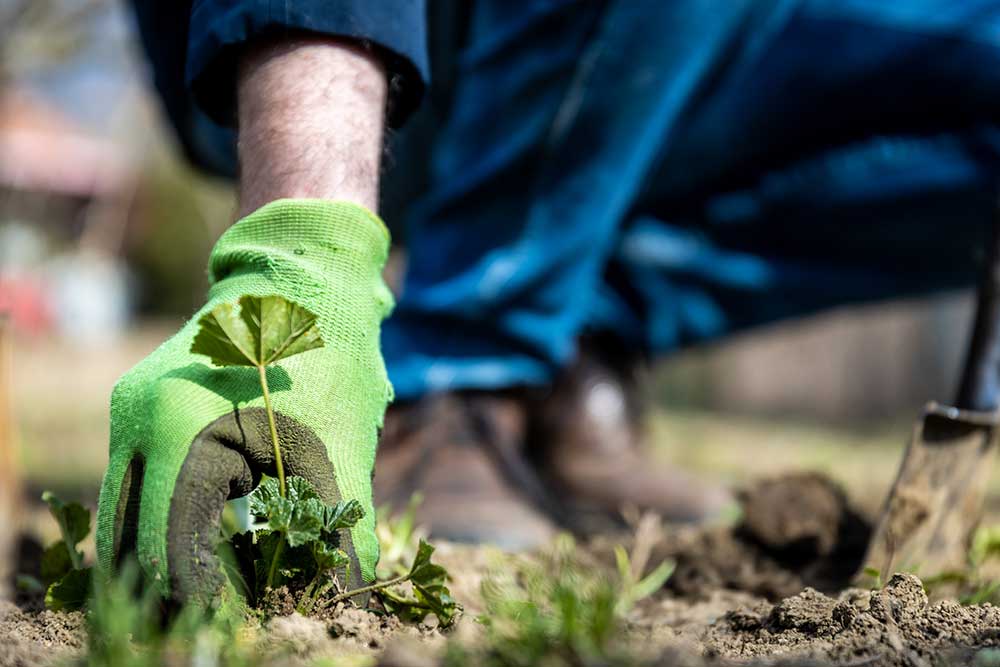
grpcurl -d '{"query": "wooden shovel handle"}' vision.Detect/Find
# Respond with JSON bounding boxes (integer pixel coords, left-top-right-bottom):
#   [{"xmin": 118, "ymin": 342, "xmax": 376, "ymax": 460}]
[{"xmin": 956, "ymin": 212, "xmax": 1000, "ymax": 411}]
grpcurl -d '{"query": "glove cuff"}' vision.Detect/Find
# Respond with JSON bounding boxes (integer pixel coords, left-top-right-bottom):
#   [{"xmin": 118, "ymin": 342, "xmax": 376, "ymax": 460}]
[{"xmin": 208, "ymin": 199, "xmax": 391, "ymax": 288}]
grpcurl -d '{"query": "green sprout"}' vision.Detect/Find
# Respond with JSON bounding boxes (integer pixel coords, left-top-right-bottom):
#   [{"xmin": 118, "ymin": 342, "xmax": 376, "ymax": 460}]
[{"xmin": 191, "ymin": 294, "xmax": 324, "ymax": 498}]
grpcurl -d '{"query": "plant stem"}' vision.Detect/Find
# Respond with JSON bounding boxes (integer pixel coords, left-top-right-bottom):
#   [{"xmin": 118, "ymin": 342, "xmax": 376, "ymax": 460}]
[
  {"xmin": 266, "ymin": 538, "xmax": 284, "ymax": 591},
  {"xmin": 258, "ymin": 364, "xmax": 285, "ymax": 498},
  {"xmin": 329, "ymin": 573, "xmax": 411, "ymax": 604},
  {"xmin": 57, "ymin": 521, "xmax": 82, "ymax": 570}
]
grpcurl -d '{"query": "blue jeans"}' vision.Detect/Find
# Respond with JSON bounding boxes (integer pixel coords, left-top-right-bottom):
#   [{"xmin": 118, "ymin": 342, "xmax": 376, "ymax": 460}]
[{"xmin": 384, "ymin": 0, "xmax": 1000, "ymax": 399}]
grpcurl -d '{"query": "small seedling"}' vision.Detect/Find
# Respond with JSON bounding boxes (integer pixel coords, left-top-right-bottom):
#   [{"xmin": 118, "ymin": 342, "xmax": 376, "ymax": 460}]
[
  {"xmin": 460, "ymin": 535, "xmax": 627, "ymax": 666},
  {"xmin": 348, "ymin": 539, "xmax": 460, "ymax": 626},
  {"xmin": 231, "ymin": 476, "xmax": 459, "ymax": 625},
  {"xmin": 376, "ymin": 492, "xmax": 425, "ymax": 579},
  {"xmin": 191, "ymin": 294, "xmax": 324, "ymax": 498},
  {"xmin": 39, "ymin": 491, "xmax": 92, "ymax": 610},
  {"xmin": 923, "ymin": 525, "xmax": 1000, "ymax": 604},
  {"xmin": 613, "ymin": 544, "xmax": 674, "ymax": 616}
]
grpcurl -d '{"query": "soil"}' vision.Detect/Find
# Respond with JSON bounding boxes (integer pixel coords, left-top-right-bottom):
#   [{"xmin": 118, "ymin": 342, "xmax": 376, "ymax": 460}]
[
  {"xmin": 702, "ymin": 573, "xmax": 1000, "ymax": 665},
  {"xmin": 0, "ymin": 601, "xmax": 86, "ymax": 667},
  {"xmin": 660, "ymin": 472, "xmax": 873, "ymax": 600},
  {"xmin": 4, "ymin": 472, "xmax": 1000, "ymax": 666}
]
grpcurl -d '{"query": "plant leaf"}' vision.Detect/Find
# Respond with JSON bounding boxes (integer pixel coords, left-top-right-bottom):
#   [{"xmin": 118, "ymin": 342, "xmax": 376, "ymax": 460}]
[
  {"xmin": 324, "ymin": 499, "xmax": 364, "ymax": 533},
  {"xmin": 629, "ymin": 559, "xmax": 675, "ymax": 603},
  {"xmin": 45, "ymin": 567, "xmax": 92, "ymax": 611},
  {"xmin": 42, "ymin": 491, "xmax": 90, "ymax": 545},
  {"xmin": 42, "ymin": 491, "xmax": 89, "ymax": 570},
  {"xmin": 238, "ymin": 295, "xmax": 324, "ymax": 365},
  {"xmin": 241, "ymin": 476, "xmax": 365, "ymax": 600},
  {"xmin": 41, "ymin": 541, "xmax": 74, "ymax": 584},
  {"xmin": 406, "ymin": 540, "xmax": 460, "ymax": 626},
  {"xmin": 614, "ymin": 545, "xmax": 632, "ymax": 585},
  {"xmin": 248, "ymin": 477, "xmax": 282, "ymax": 517},
  {"xmin": 285, "ymin": 476, "xmax": 321, "ymax": 503},
  {"xmin": 971, "ymin": 526, "xmax": 1000, "ymax": 567},
  {"xmin": 191, "ymin": 296, "xmax": 324, "ymax": 368},
  {"xmin": 285, "ymin": 500, "xmax": 326, "ymax": 547},
  {"xmin": 190, "ymin": 301, "xmax": 258, "ymax": 366},
  {"xmin": 409, "ymin": 540, "xmax": 445, "ymax": 581},
  {"xmin": 311, "ymin": 541, "xmax": 350, "ymax": 571},
  {"xmin": 247, "ymin": 477, "xmax": 328, "ymax": 547},
  {"xmin": 414, "ymin": 584, "xmax": 459, "ymax": 626}
]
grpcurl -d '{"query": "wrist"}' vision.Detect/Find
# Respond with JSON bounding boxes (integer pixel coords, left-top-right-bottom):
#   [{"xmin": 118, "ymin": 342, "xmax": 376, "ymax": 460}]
[{"xmin": 236, "ymin": 36, "xmax": 387, "ymax": 216}]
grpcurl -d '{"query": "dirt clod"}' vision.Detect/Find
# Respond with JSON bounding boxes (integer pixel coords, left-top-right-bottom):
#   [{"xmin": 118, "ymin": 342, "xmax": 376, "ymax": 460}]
[
  {"xmin": 740, "ymin": 472, "xmax": 849, "ymax": 556},
  {"xmin": 705, "ymin": 573, "xmax": 1000, "ymax": 666},
  {"xmin": 656, "ymin": 473, "xmax": 871, "ymax": 601}
]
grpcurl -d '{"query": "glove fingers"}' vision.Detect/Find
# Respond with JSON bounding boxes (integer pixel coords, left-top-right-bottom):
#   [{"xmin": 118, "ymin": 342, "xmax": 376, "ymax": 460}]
[
  {"xmin": 168, "ymin": 408, "xmax": 364, "ymax": 605},
  {"xmin": 231, "ymin": 407, "xmax": 366, "ymax": 594},
  {"xmin": 168, "ymin": 432, "xmax": 256, "ymax": 606},
  {"xmin": 113, "ymin": 455, "xmax": 145, "ymax": 569},
  {"xmin": 96, "ymin": 453, "xmax": 145, "ymax": 574}
]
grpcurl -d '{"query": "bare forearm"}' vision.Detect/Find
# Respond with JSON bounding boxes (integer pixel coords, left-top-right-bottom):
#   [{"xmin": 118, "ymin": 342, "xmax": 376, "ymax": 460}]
[{"xmin": 236, "ymin": 36, "xmax": 388, "ymax": 216}]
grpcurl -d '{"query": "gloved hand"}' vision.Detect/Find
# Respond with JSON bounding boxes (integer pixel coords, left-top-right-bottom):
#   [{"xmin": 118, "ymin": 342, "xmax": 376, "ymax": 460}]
[{"xmin": 95, "ymin": 200, "xmax": 394, "ymax": 606}]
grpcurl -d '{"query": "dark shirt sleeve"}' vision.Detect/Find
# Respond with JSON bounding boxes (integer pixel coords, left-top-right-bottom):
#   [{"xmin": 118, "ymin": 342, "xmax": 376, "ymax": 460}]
[{"xmin": 129, "ymin": 0, "xmax": 428, "ymax": 176}]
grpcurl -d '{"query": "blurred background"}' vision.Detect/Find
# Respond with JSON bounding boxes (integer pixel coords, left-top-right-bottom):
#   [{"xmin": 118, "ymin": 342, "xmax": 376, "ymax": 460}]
[{"xmin": 0, "ymin": 0, "xmax": 990, "ymax": 538}]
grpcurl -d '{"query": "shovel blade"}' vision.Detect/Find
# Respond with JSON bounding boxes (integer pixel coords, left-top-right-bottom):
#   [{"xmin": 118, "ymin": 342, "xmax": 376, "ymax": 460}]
[{"xmin": 862, "ymin": 402, "xmax": 999, "ymax": 581}]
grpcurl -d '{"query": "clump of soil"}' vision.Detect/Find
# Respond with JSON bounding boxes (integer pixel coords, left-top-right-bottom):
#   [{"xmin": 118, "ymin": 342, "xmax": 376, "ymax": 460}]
[
  {"xmin": 704, "ymin": 573, "xmax": 1000, "ymax": 666},
  {"xmin": 0, "ymin": 600, "xmax": 86, "ymax": 667},
  {"xmin": 655, "ymin": 473, "xmax": 871, "ymax": 600}
]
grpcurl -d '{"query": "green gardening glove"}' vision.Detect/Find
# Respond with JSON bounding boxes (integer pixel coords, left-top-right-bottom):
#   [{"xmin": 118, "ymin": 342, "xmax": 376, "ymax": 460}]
[{"xmin": 95, "ymin": 199, "xmax": 394, "ymax": 605}]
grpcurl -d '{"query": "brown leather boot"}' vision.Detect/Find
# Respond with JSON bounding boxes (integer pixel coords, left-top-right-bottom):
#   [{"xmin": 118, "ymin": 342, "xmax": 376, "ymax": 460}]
[
  {"xmin": 528, "ymin": 341, "xmax": 733, "ymax": 527},
  {"xmin": 374, "ymin": 392, "xmax": 558, "ymax": 550}
]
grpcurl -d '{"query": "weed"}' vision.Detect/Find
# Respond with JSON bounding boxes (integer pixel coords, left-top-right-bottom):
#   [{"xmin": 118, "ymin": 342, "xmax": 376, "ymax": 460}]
[
  {"xmin": 24, "ymin": 490, "xmax": 94, "ymax": 610},
  {"xmin": 444, "ymin": 534, "xmax": 658, "ymax": 667},
  {"xmin": 862, "ymin": 566, "xmax": 883, "ymax": 590},
  {"xmin": 228, "ymin": 475, "xmax": 362, "ymax": 606},
  {"xmin": 613, "ymin": 545, "xmax": 674, "ymax": 617},
  {"xmin": 225, "ymin": 475, "xmax": 458, "ymax": 624},
  {"xmin": 613, "ymin": 513, "xmax": 674, "ymax": 616},
  {"xmin": 366, "ymin": 539, "xmax": 460, "ymax": 626},
  {"xmin": 191, "ymin": 294, "xmax": 324, "ymax": 498},
  {"xmin": 87, "ymin": 560, "xmax": 256, "ymax": 667},
  {"xmin": 193, "ymin": 296, "xmax": 458, "ymax": 624},
  {"xmin": 376, "ymin": 492, "xmax": 425, "ymax": 579}
]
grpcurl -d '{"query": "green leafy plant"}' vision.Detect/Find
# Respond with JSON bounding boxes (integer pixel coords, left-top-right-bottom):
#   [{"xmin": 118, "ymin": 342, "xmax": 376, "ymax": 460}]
[
  {"xmin": 228, "ymin": 475, "xmax": 361, "ymax": 606},
  {"xmin": 39, "ymin": 491, "xmax": 92, "ymax": 610},
  {"xmin": 364, "ymin": 540, "xmax": 460, "ymax": 626},
  {"xmin": 227, "ymin": 476, "xmax": 459, "ymax": 625},
  {"xmin": 191, "ymin": 294, "xmax": 324, "ymax": 498},
  {"xmin": 862, "ymin": 566, "xmax": 883, "ymax": 590}
]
